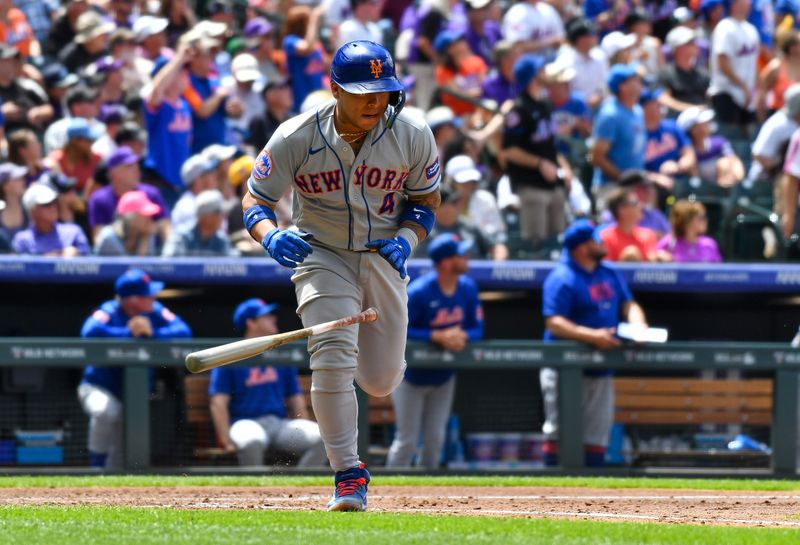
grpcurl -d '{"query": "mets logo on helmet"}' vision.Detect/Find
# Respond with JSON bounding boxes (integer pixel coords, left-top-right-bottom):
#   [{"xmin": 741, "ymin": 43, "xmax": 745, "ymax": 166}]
[
  {"xmin": 370, "ymin": 59, "xmax": 382, "ymax": 79},
  {"xmin": 253, "ymin": 148, "xmax": 272, "ymax": 180}
]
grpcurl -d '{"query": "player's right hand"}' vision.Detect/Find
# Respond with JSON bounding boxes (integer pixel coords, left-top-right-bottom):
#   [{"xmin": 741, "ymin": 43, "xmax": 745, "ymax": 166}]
[
  {"xmin": 592, "ymin": 328, "xmax": 621, "ymax": 350},
  {"xmin": 262, "ymin": 228, "xmax": 313, "ymax": 268}
]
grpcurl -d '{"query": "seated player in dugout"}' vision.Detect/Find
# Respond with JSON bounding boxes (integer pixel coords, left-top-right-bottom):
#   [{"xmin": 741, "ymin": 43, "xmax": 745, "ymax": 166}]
[{"xmin": 208, "ymin": 299, "xmax": 327, "ymax": 467}]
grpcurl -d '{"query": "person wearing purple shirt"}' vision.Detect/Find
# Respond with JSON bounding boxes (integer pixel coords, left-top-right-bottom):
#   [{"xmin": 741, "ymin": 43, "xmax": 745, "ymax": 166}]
[
  {"xmin": 87, "ymin": 146, "xmax": 170, "ymax": 243},
  {"xmin": 657, "ymin": 199, "xmax": 722, "ymax": 262},
  {"xmin": 12, "ymin": 183, "xmax": 90, "ymax": 256},
  {"xmin": 463, "ymin": 0, "xmax": 503, "ymax": 66},
  {"xmin": 480, "ymin": 40, "xmax": 520, "ymax": 105}
]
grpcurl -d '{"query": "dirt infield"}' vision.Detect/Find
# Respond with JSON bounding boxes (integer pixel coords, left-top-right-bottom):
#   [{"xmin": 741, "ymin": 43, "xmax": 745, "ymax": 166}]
[{"xmin": 4, "ymin": 486, "xmax": 800, "ymax": 527}]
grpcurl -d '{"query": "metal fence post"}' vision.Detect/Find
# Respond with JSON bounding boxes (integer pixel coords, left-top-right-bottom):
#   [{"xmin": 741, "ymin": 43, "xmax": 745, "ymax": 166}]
[
  {"xmin": 558, "ymin": 367, "xmax": 584, "ymax": 470},
  {"xmin": 123, "ymin": 366, "xmax": 150, "ymax": 471},
  {"xmin": 772, "ymin": 369, "xmax": 799, "ymax": 475}
]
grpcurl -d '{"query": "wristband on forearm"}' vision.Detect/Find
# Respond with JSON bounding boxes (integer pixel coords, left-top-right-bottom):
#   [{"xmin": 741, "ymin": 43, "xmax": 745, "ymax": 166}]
[
  {"xmin": 243, "ymin": 204, "xmax": 277, "ymax": 233},
  {"xmin": 396, "ymin": 227, "xmax": 419, "ymax": 252}
]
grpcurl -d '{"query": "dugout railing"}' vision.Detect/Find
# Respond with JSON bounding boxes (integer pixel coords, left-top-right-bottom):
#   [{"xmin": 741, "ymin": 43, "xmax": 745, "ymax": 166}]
[{"xmin": 0, "ymin": 339, "xmax": 797, "ymax": 475}]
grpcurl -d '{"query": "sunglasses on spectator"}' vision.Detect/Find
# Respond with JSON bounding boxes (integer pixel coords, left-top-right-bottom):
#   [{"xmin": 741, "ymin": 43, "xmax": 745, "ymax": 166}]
[{"xmin": 622, "ymin": 199, "xmax": 641, "ymax": 207}]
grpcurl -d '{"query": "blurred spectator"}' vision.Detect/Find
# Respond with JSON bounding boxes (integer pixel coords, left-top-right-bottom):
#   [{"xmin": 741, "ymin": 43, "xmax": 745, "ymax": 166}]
[
  {"xmin": 434, "ymin": 30, "xmax": 488, "ymax": 116},
  {"xmin": 480, "ymin": 40, "xmax": 521, "ymax": 106},
  {"xmin": 14, "ymin": 0, "xmax": 57, "ymax": 45},
  {"xmin": 44, "ymin": 0, "xmax": 89, "ymax": 58},
  {"xmin": 159, "ymin": 0, "xmax": 197, "ymax": 47},
  {"xmin": 0, "ymin": 198, "xmax": 8, "ymax": 253},
  {"xmin": 386, "ymin": 234, "xmax": 483, "ymax": 469},
  {"xmin": 708, "ymin": 0, "xmax": 759, "ymax": 136},
  {"xmin": 780, "ymin": 126, "xmax": 800, "ymax": 238},
  {"xmin": 107, "ymin": 0, "xmax": 134, "ymax": 29},
  {"xmin": 94, "ymin": 190, "xmax": 161, "ymax": 256},
  {"xmin": 757, "ymin": 29, "xmax": 800, "ymax": 121},
  {"xmin": 543, "ymin": 62, "xmax": 592, "ymax": 164},
  {"xmin": 114, "ymin": 120, "xmax": 147, "ymax": 158},
  {"xmin": 0, "ymin": 0, "xmax": 41, "ymax": 59},
  {"xmin": 163, "ymin": 189, "xmax": 235, "ymax": 257},
  {"xmin": 203, "ymin": 144, "xmax": 238, "ymax": 197},
  {"xmin": 12, "ymin": 182, "xmax": 89, "ymax": 256},
  {"xmin": 749, "ymin": 84, "xmax": 800, "ymax": 194},
  {"xmin": 584, "ymin": 0, "xmax": 628, "ymax": 34},
  {"xmin": 600, "ymin": 170, "xmax": 670, "ymax": 237},
  {"xmin": 172, "ymin": 153, "xmax": 219, "ymax": 231},
  {"xmin": 425, "ymin": 105, "xmax": 461, "ymax": 157},
  {"xmin": 48, "ymin": 117, "xmax": 102, "ymax": 195},
  {"xmin": 38, "ymin": 170, "xmax": 82, "ymax": 225},
  {"xmin": 0, "ymin": 44, "xmax": 53, "ymax": 134},
  {"xmin": 110, "ymin": 28, "xmax": 149, "ymax": 97},
  {"xmin": 337, "ymin": 0, "xmax": 384, "ymax": 48},
  {"xmin": 600, "ymin": 31, "xmax": 637, "ymax": 66},
  {"xmin": 590, "ymin": 64, "xmax": 646, "ymax": 209},
  {"xmin": 557, "ymin": 17, "xmax": 606, "ymax": 109},
  {"xmin": 678, "ymin": 106, "xmax": 744, "ymax": 187},
  {"xmin": 641, "ymin": 87, "xmax": 695, "ymax": 190},
  {"xmin": 183, "ymin": 31, "xmax": 236, "ymax": 153},
  {"xmin": 463, "ymin": 0, "xmax": 502, "ymax": 66},
  {"xmin": 40, "ymin": 62, "xmax": 79, "ymax": 119},
  {"xmin": 142, "ymin": 51, "xmax": 193, "ymax": 206},
  {"xmin": 92, "ymin": 104, "xmax": 129, "ymax": 159},
  {"xmin": 243, "ymin": 17, "xmax": 283, "ymax": 84},
  {"xmin": 227, "ymin": 154, "xmax": 267, "ymax": 256},
  {"xmin": 445, "ymin": 155, "xmax": 508, "ymax": 260},
  {"xmin": 44, "ymin": 84, "xmax": 103, "ymax": 154},
  {"xmin": 87, "ymin": 56, "xmax": 128, "ymax": 108},
  {"xmin": 502, "ymin": 0, "xmax": 564, "ymax": 56},
  {"xmin": 87, "ymin": 146, "xmax": 170, "ymax": 241},
  {"xmin": 224, "ymin": 53, "xmax": 264, "ymax": 144},
  {"xmin": 0, "ymin": 162, "xmax": 27, "ymax": 239},
  {"xmin": 59, "ymin": 11, "xmax": 115, "ymax": 73},
  {"xmin": 283, "ymin": 4, "xmax": 327, "ymax": 112},
  {"xmin": 599, "ymin": 186, "xmax": 668, "ymax": 262},
  {"xmin": 208, "ymin": 298, "xmax": 326, "ymax": 467},
  {"xmin": 7, "ymin": 128, "xmax": 53, "ymax": 184},
  {"xmin": 247, "ymin": 77, "xmax": 293, "ymax": 150},
  {"xmin": 659, "ymin": 26, "xmax": 710, "ymax": 114},
  {"xmin": 133, "ymin": 15, "xmax": 170, "ymax": 64},
  {"xmin": 503, "ymin": 54, "xmax": 570, "ymax": 245},
  {"xmin": 657, "ymin": 199, "xmax": 722, "ymax": 262},
  {"xmin": 626, "ymin": 9, "xmax": 664, "ymax": 76},
  {"xmin": 541, "ymin": 218, "xmax": 649, "ymax": 466},
  {"xmin": 78, "ymin": 269, "xmax": 191, "ymax": 469}
]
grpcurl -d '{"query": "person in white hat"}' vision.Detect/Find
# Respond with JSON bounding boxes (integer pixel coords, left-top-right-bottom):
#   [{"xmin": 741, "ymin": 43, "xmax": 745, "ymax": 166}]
[
  {"xmin": 163, "ymin": 189, "xmax": 236, "ymax": 257},
  {"xmin": 444, "ymin": 155, "xmax": 508, "ymax": 260},
  {"xmin": 171, "ymin": 153, "xmax": 220, "ymax": 231},
  {"xmin": 59, "ymin": 11, "xmax": 116, "ymax": 73},
  {"xmin": 600, "ymin": 31, "xmax": 637, "ymax": 65},
  {"xmin": 501, "ymin": 0, "xmax": 565, "ymax": 57},
  {"xmin": 659, "ymin": 26, "xmax": 710, "ymax": 115},
  {"xmin": 133, "ymin": 15, "xmax": 170, "ymax": 62},
  {"xmin": 223, "ymin": 53, "xmax": 266, "ymax": 139},
  {"xmin": 12, "ymin": 183, "xmax": 90, "ymax": 256},
  {"xmin": 678, "ymin": 106, "xmax": 744, "ymax": 187}
]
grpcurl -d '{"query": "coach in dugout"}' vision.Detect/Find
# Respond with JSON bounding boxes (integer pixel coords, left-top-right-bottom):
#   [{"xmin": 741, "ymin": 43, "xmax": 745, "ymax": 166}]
[
  {"xmin": 539, "ymin": 219, "xmax": 649, "ymax": 467},
  {"xmin": 207, "ymin": 299, "xmax": 327, "ymax": 467},
  {"xmin": 78, "ymin": 269, "xmax": 192, "ymax": 470}
]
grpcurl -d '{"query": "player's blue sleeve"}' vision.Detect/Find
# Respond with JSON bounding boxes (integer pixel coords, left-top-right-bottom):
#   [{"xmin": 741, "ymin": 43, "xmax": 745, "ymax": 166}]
[
  {"xmin": 593, "ymin": 107, "xmax": 618, "ymax": 143},
  {"xmin": 208, "ymin": 367, "xmax": 233, "ymax": 395},
  {"xmin": 282, "ymin": 368, "xmax": 301, "ymax": 398},
  {"xmin": 283, "ymin": 34, "xmax": 301, "ymax": 57},
  {"xmin": 406, "ymin": 278, "xmax": 433, "ymax": 341},
  {"xmin": 542, "ymin": 269, "xmax": 574, "ymax": 318},
  {"xmin": 462, "ymin": 280, "xmax": 484, "ymax": 342},
  {"xmin": 673, "ymin": 123, "xmax": 690, "ymax": 150},
  {"xmin": 611, "ymin": 267, "xmax": 634, "ymax": 304},
  {"xmin": 584, "ymin": 0, "xmax": 609, "ymax": 20},
  {"xmin": 81, "ymin": 307, "xmax": 131, "ymax": 338},
  {"xmin": 151, "ymin": 304, "xmax": 192, "ymax": 339},
  {"xmin": 404, "ymin": 124, "xmax": 440, "ymax": 195}
]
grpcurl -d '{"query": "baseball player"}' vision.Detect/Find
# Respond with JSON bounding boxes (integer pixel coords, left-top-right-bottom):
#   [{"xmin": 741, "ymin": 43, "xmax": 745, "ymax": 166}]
[
  {"xmin": 78, "ymin": 269, "xmax": 192, "ymax": 469},
  {"xmin": 386, "ymin": 233, "xmax": 484, "ymax": 469},
  {"xmin": 243, "ymin": 40, "xmax": 441, "ymax": 511},
  {"xmin": 208, "ymin": 299, "xmax": 327, "ymax": 467},
  {"xmin": 540, "ymin": 219, "xmax": 648, "ymax": 466}
]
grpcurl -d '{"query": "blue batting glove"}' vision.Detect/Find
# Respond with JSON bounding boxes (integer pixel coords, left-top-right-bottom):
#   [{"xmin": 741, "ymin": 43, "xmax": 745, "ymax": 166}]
[
  {"xmin": 262, "ymin": 228, "xmax": 313, "ymax": 268},
  {"xmin": 365, "ymin": 236, "xmax": 411, "ymax": 279}
]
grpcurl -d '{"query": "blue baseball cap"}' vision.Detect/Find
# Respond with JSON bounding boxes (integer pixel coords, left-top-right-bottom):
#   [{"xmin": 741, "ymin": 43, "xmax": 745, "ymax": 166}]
[
  {"xmin": 428, "ymin": 233, "xmax": 474, "ymax": 264},
  {"xmin": 607, "ymin": 63, "xmax": 639, "ymax": 95},
  {"xmin": 639, "ymin": 86, "xmax": 663, "ymax": 104},
  {"xmin": 233, "ymin": 298, "xmax": 279, "ymax": 331},
  {"xmin": 66, "ymin": 118, "xmax": 102, "ymax": 141},
  {"xmin": 115, "ymin": 269, "xmax": 164, "ymax": 298},
  {"xmin": 433, "ymin": 30, "xmax": 464, "ymax": 55},
  {"xmin": 513, "ymin": 54, "xmax": 546, "ymax": 90},
  {"xmin": 563, "ymin": 219, "xmax": 602, "ymax": 250}
]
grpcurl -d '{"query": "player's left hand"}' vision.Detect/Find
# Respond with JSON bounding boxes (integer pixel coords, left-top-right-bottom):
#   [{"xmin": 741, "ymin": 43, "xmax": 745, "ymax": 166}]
[{"xmin": 365, "ymin": 237, "xmax": 411, "ymax": 279}]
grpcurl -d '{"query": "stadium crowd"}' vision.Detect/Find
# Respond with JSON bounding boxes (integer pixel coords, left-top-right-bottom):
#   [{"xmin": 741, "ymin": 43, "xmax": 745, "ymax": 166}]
[{"xmin": 0, "ymin": 0, "xmax": 798, "ymax": 263}]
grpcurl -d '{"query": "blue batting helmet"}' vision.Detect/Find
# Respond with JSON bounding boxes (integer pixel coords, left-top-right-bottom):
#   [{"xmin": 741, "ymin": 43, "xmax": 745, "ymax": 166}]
[{"xmin": 331, "ymin": 40, "xmax": 406, "ymax": 128}]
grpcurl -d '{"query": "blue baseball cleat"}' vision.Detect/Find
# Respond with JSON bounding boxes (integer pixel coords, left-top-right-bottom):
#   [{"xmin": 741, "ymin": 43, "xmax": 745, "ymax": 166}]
[{"xmin": 326, "ymin": 464, "xmax": 370, "ymax": 512}]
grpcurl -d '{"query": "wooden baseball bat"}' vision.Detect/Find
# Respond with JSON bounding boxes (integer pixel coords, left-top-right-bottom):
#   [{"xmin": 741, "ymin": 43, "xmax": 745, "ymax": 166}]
[{"xmin": 185, "ymin": 307, "xmax": 379, "ymax": 374}]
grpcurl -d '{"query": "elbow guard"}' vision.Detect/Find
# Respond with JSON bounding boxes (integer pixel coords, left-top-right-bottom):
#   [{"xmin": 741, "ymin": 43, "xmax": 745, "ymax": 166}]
[{"xmin": 399, "ymin": 204, "xmax": 435, "ymax": 236}]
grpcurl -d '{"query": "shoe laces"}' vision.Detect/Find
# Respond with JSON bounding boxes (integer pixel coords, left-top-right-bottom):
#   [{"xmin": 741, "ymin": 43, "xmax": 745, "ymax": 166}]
[{"xmin": 336, "ymin": 476, "xmax": 367, "ymax": 497}]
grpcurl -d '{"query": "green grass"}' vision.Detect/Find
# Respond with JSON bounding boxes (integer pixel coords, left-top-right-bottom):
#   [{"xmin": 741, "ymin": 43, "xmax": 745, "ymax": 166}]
[
  {"xmin": 1, "ymin": 507, "xmax": 798, "ymax": 545},
  {"xmin": 2, "ymin": 474, "xmax": 800, "ymax": 491}
]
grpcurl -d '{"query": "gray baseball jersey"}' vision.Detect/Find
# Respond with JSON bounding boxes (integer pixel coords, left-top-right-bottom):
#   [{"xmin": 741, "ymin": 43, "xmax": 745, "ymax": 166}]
[
  {"xmin": 247, "ymin": 100, "xmax": 440, "ymax": 473},
  {"xmin": 247, "ymin": 99, "xmax": 440, "ymax": 249}
]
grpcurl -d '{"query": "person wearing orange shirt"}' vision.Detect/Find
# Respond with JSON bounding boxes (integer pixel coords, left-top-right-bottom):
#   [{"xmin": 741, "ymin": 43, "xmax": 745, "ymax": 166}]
[
  {"xmin": 434, "ymin": 30, "xmax": 488, "ymax": 116},
  {"xmin": 599, "ymin": 186, "xmax": 671, "ymax": 262},
  {"xmin": 0, "ymin": 0, "xmax": 40, "ymax": 59}
]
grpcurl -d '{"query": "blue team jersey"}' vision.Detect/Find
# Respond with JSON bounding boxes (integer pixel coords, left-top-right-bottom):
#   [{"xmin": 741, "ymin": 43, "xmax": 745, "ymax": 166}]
[
  {"xmin": 542, "ymin": 256, "xmax": 633, "ymax": 376},
  {"xmin": 142, "ymin": 97, "xmax": 192, "ymax": 188},
  {"xmin": 283, "ymin": 34, "xmax": 325, "ymax": 112},
  {"xmin": 405, "ymin": 272, "xmax": 484, "ymax": 386},
  {"xmin": 552, "ymin": 92, "xmax": 592, "ymax": 157},
  {"xmin": 208, "ymin": 365, "xmax": 301, "ymax": 421},
  {"xmin": 187, "ymin": 73, "xmax": 228, "ymax": 153},
  {"xmin": 592, "ymin": 97, "xmax": 646, "ymax": 187},
  {"xmin": 80, "ymin": 300, "xmax": 192, "ymax": 398},
  {"xmin": 644, "ymin": 119, "xmax": 689, "ymax": 173}
]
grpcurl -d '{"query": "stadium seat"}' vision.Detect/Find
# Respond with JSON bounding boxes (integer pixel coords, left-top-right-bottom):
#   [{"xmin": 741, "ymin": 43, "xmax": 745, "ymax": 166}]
[
  {"xmin": 719, "ymin": 202, "xmax": 785, "ymax": 262},
  {"xmin": 730, "ymin": 180, "xmax": 775, "ymax": 210}
]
